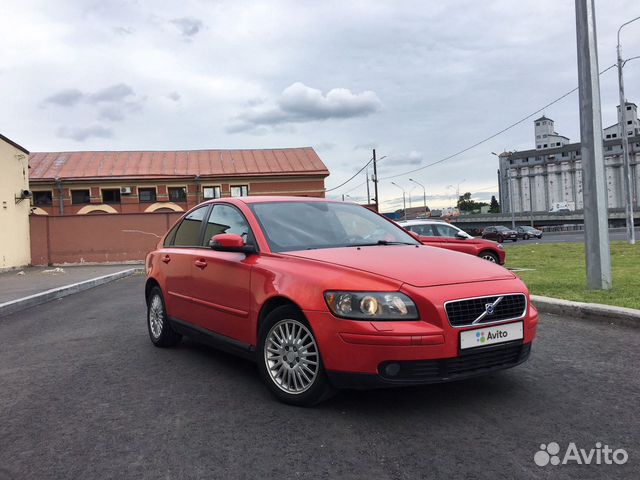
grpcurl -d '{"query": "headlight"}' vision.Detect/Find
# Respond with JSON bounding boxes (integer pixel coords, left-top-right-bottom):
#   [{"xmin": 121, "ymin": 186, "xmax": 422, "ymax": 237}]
[{"xmin": 324, "ymin": 291, "xmax": 419, "ymax": 320}]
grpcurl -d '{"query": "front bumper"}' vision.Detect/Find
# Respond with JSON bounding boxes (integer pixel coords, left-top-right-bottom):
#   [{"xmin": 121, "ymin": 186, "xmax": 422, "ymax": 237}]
[
  {"xmin": 304, "ymin": 280, "xmax": 538, "ymax": 389},
  {"xmin": 327, "ymin": 341, "xmax": 531, "ymax": 389}
]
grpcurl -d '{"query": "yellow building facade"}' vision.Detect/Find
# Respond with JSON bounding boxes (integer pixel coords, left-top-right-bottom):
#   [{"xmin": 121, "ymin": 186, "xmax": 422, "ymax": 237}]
[{"xmin": 0, "ymin": 134, "xmax": 30, "ymax": 270}]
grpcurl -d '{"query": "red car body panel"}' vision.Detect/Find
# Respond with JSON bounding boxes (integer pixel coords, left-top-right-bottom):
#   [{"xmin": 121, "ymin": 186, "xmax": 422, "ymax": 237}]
[
  {"xmin": 146, "ymin": 197, "xmax": 537, "ymax": 386},
  {"xmin": 417, "ymin": 235, "xmax": 506, "ymax": 265}
]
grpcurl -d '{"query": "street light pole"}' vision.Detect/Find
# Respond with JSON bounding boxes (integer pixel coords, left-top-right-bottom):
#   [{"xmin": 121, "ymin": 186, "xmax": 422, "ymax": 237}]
[
  {"xmin": 409, "ymin": 178, "xmax": 427, "ymax": 217},
  {"xmin": 391, "ymin": 182, "xmax": 407, "ymax": 220},
  {"xmin": 617, "ymin": 16, "xmax": 639, "ymax": 245},
  {"xmin": 575, "ymin": 0, "xmax": 612, "ymax": 289},
  {"xmin": 372, "ymin": 149, "xmax": 379, "ymax": 212}
]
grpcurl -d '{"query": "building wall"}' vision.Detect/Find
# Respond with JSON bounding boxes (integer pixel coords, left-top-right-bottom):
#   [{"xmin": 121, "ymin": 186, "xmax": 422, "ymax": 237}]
[
  {"xmin": 29, "ymin": 176, "xmax": 326, "ymax": 216},
  {"xmin": 0, "ymin": 140, "xmax": 30, "ymax": 269},
  {"xmin": 30, "ymin": 212, "xmax": 183, "ymax": 265}
]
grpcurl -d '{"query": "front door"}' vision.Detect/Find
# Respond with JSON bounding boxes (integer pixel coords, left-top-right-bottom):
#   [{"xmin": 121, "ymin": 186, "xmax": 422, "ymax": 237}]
[
  {"xmin": 190, "ymin": 203, "xmax": 255, "ymax": 344},
  {"xmin": 432, "ymin": 223, "xmax": 476, "ymax": 256}
]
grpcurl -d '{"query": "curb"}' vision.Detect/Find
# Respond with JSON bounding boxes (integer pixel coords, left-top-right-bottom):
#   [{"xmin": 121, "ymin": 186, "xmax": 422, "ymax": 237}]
[
  {"xmin": 0, "ymin": 268, "xmax": 142, "ymax": 318},
  {"xmin": 531, "ymin": 294, "xmax": 640, "ymax": 328}
]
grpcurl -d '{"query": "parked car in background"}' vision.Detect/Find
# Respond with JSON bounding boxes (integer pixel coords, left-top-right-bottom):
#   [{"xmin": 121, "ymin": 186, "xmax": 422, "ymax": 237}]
[
  {"xmin": 398, "ymin": 219, "xmax": 505, "ymax": 264},
  {"xmin": 516, "ymin": 226, "xmax": 543, "ymax": 240},
  {"xmin": 145, "ymin": 197, "xmax": 537, "ymax": 406},
  {"xmin": 482, "ymin": 226, "xmax": 518, "ymax": 243}
]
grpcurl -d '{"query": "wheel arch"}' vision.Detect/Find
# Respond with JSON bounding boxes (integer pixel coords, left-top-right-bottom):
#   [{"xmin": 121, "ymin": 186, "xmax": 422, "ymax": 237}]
[
  {"xmin": 478, "ymin": 249, "xmax": 499, "ymax": 262},
  {"xmin": 145, "ymin": 277, "xmax": 161, "ymax": 305},
  {"xmin": 256, "ymin": 295, "xmax": 304, "ymax": 337}
]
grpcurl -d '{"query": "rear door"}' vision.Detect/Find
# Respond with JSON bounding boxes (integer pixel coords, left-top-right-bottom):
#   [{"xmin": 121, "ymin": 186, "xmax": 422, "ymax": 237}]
[
  {"xmin": 162, "ymin": 205, "xmax": 211, "ymax": 327},
  {"xmin": 189, "ymin": 203, "xmax": 255, "ymax": 344}
]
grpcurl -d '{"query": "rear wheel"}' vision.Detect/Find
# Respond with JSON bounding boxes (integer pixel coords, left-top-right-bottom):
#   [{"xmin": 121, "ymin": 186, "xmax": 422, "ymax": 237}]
[
  {"xmin": 258, "ymin": 305, "xmax": 334, "ymax": 406},
  {"xmin": 479, "ymin": 251, "xmax": 499, "ymax": 263},
  {"xmin": 497, "ymin": 235, "xmax": 504, "ymax": 243},
  {"xmin": 147, "ymin": 286, "xmax": 182, "ymax": 347}
]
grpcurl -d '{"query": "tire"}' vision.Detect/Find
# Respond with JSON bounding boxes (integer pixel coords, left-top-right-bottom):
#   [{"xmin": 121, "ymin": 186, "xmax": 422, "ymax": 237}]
[
  {"xmin": 497, "ymin": 235, "xmax": 504, "ymax": 243},
  {"xmin": 512, "ymin": 238, "xmax": 518, "ymax": 242},
  {"xmin": 524, "ymin": 234, "xmax": 530, "ymax": 240},
  {"xmin": 479, "ymin": 251, "xmax": 499, "ymax": 263},
  {"xmin": 257, "ymin": 305, "xmax": 335, "ymax": 406},
  {"xmin": 147, "ymin": 286, "xmax": 182, "ymax": 347}
]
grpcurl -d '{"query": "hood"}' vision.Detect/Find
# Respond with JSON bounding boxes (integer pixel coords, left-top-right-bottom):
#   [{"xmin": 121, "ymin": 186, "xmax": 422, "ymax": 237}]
[{"xmin": 283, "ymin": 245, "xmax": 514, "ymax": 288}]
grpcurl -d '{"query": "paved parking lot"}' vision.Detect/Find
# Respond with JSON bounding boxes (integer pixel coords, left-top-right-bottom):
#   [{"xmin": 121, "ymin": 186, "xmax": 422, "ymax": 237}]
[{"xmin": 0, "ymin": 276, "xmax": 638, "ymax": 479}]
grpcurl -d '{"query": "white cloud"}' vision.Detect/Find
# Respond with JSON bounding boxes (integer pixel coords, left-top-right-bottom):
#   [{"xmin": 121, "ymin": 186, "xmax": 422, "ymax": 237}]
[{"xmin": 228, "ymin": 82, "xmax": 382, "ymax": 132}]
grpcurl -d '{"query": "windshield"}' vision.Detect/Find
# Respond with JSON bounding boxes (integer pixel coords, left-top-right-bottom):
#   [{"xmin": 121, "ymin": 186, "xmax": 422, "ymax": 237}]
[{"xmin": 250, "ymin": 201, "xmax": 420, "ymax": 252}]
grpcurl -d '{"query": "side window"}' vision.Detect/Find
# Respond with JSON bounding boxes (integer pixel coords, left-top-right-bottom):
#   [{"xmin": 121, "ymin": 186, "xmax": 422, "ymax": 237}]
[
  {"xmin": 434, "ymin": 224, "xmax": 459, "ymax": 238},
  {"xmin": 409, "ymin": 224, "xmax": 434, "ymax": 236},
  {"xmin": 203, "ymin": 204, "xmax": 254, "ymax": 245},
  {"xmin": 172, "ymin": 206, "xmax": 209, "ymax": 247}
]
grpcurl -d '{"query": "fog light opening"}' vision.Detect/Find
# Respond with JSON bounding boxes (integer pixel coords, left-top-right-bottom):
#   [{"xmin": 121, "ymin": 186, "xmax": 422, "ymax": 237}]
[{"xmin": 384, "ymin": 363, "xmax": 401, "ymax": 377}]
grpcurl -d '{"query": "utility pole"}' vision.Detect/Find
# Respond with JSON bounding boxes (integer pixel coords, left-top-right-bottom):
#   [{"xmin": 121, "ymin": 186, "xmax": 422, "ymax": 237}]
[
  {"xmin": 575, "ymin": 0, "xmax": 612, "ymax": 289},
  {"xmin": 365, "ymin": 167, "xmax": 371, "ymax": 205},
  {"xmin": 617, "ymin": 17, "xmax": 639, "ymax": 245},
  {"xmin": 372, "ymin": 149, "xmax": 379, "ymax": 212},
  {"xmin": 508, "ymin": 173, "xmax": 516, "ymax": 229}
]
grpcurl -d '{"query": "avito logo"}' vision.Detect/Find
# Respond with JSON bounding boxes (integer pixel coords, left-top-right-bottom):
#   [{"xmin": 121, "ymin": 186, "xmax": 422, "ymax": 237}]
[
  {"xmin": 475, "ymin": 330, "xmax": 508, "ymax": 343},
  {"xmin": 534, "ymin": 442, "xmax": 629, "ymax": 466}
]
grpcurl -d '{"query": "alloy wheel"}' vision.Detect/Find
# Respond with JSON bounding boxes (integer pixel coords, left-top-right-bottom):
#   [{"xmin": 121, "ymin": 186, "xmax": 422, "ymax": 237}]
[
  {"xmin": 481, "ymin": 253, "xmax": 497, "ymax": 263},
  {"xmin": 149, "ymin": 294, "xmax": 164, "ymax": 339},
  {"xmin": 264, "ymin": 319, "xmax": 319, "ymax": 394}
]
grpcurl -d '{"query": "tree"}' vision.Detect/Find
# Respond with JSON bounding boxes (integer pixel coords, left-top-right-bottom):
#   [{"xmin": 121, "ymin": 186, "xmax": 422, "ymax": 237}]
[
  {"xmin": 456, "ymin": 192, "xmax": 489, "ymax": 213},
  {"xmin": 489, "ymin": 195, "xmax": 500, "ymax": 213}
]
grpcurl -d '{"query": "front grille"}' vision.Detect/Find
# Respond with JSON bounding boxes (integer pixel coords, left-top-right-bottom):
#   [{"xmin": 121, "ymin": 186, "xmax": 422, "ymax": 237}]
[
  {"xmin": 379, "ymin": 341, "xmax": 530, "ymax": 382},
  {"xmin": 445, "ymin": 294, "xmax": 526, "ymax": 327}
]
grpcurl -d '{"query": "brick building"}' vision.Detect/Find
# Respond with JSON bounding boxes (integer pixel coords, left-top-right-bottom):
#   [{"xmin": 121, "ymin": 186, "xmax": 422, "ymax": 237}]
[{"xmin": 28, "ymin": 147, "xmax": 328, "ymax": 215}]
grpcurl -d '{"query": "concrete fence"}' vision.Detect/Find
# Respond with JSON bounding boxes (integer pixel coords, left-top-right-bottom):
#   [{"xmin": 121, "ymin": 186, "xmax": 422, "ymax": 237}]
[{"xmin": 30, "ymin": 212, "xmax": 182, "ymax": 265}]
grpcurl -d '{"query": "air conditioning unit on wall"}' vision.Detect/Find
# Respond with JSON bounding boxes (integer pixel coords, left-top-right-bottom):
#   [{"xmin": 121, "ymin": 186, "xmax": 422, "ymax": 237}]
[{"xmin": 120, "ymin": 187, "xmax": 132, "ymax": 195}]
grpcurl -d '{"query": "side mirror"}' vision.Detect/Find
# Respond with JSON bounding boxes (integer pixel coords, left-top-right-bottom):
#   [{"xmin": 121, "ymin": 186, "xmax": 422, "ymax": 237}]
[
  {"xmin": 455, "ymin": 231, "xmax": 468, "ymax": 239},
  {"xmin": 209, "ymin": 234, "xmax": 256, "ymax": 254}
]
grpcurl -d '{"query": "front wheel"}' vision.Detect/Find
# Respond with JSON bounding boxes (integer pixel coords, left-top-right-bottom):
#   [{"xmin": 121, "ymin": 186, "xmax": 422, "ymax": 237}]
[
  {"xmin": 258, "ymin": 305, "xmax": 334, "ymax": 406},
  {"xmin": 479, "ymin": 251, "xmax": 499, "ymax": 263},
  {"xmin": 147, "ymin": 286, "xmax": 182, "ymax": 347},
  {"xmin": 524, "ymin": 234, "xmax": 530, "ymax": 240},
  {"xmin": 497, "ymin": 235, "xmax": 504, "ymax": 243}
]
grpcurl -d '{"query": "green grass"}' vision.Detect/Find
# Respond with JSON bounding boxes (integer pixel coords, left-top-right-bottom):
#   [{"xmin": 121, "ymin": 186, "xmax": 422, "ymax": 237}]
[{"xmin": 505, "ymin": 241, "xmax": 640, "ymax": 309}]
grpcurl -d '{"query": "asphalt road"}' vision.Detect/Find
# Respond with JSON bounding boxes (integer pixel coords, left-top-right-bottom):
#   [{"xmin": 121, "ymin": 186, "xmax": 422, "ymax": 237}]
[
  {"xmin": 503, "ymin": 227, "xmax": 640, "ymax": 245},
  {"xmin": 1, "ymin": 275, "xmax": 638, "ymax": 480}
]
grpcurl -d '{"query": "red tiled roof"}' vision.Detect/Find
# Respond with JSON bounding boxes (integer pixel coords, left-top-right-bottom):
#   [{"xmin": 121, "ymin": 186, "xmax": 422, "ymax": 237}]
[{"xmin": 28, "ymin": 147, "xmax": 329, "ymax": 181}]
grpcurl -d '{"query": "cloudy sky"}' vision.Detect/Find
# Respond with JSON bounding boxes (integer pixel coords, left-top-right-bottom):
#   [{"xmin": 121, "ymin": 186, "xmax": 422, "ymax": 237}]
[{"xmin": 2, "ymin": 0, "xmax": 640, "ymax": 210}]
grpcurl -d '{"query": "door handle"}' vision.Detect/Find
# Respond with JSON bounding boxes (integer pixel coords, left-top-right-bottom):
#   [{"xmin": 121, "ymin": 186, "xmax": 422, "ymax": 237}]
[
  {"xmin": 162, "ymin": 255, "xmax": 171, "ymax": 264},
  {"xmin": 194, "ymin": 259, "xmax": 208, "ymax": 269}
]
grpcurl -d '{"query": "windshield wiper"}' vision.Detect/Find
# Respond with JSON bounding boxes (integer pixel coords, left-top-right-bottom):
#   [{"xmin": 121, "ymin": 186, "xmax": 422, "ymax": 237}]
[{"xmin": 347, "ymin": 240, "xmax": 417, "ymax": 247}]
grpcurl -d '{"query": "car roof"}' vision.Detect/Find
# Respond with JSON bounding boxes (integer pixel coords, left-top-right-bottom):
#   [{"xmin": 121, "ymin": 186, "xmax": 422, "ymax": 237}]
[{"xmin": 397, "ymin": 219, "xmax": 451, "ymax": 226}]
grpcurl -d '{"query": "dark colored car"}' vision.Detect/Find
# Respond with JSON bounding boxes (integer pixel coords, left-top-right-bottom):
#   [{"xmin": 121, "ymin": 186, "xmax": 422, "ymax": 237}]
[
  {"xmin": 516, "ymin": 226, "xmax": 543, "ymax": 240},
  {"xmin": 482, "ymin": 226, "xmax": 518, "ymax": 243}
]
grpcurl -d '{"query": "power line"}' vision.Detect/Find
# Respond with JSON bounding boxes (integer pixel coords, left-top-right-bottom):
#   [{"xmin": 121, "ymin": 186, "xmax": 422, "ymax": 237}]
[
  {"xmin": 325, "ymin": 157, "xmax": 374, "ymax": 192},
  {"xmin": 327, "ymin": 63, "xmax": 617, "ymax": 191}
]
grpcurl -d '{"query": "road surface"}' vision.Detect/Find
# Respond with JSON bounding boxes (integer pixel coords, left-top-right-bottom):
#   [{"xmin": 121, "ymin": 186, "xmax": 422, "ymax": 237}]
[{"xmin": 1, "ymin": 276, "xmax": 638, "ymax": 479}]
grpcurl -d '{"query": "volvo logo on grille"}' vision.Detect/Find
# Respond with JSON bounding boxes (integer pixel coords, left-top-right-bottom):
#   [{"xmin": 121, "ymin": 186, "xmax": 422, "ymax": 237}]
[{"xmin": 485, "ymin": 303, "xmax": 496, "ymax": 315}]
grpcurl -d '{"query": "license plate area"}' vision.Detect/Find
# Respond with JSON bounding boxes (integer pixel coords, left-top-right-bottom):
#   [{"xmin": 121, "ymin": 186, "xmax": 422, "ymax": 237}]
[{"xmin": 460, "ymin": 321, "xmax": 523, "ymax": 350}]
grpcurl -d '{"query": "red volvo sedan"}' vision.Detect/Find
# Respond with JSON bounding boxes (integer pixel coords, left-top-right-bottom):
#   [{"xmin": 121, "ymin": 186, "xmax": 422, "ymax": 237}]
[{"xmin": 145, "ymin": 197, "xmax": 538, "ymax": 406}]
